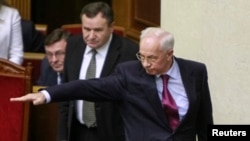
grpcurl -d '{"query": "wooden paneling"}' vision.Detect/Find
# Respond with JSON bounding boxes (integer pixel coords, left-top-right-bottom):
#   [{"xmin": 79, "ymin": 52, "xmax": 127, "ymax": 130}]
[
  {"xmin": 7, "ymin": 0, "xmax": 31, "ymax": 20},
  {"xmin": 134, "ymin": 0, "xmax": 160, "ymax": 27},
  {"xmin": 22, "ymin": 52, "xmax": 45, "ymax": 84},
  {"xmin": 29, "ymin": 85, "xmax": 59, "ymax": 141},
  {"xmin": 113, "ymin": 0, "xmax": 160, "ymax": 42},
  {"xmin": 29, "ymin": 103, "xmax": 59, "ymax": 141}
]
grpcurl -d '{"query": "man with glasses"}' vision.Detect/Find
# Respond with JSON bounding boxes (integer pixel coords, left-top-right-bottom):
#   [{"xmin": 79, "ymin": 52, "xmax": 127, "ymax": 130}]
[
  {"xmin": 11, "ymin": 27, "xmax": 213, "ymax": 141},
  {"xmin": 33, "ymin": 28, "xmax": 70, "ymax": 141},
  {"xmin": 37, "ymin": 28, "xmax": 70, "ymax": 86}
]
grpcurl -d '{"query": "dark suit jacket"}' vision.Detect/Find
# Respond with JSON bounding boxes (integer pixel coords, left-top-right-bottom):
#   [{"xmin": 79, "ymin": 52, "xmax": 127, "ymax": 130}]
[
  {"xmin": 36, "ymin": 57, "xmax": 58, "ymax": 86},
  {"xmin": 57, "ymin": 33, "xmax": 139, "ymax": 141},
  {"xmin": 21, "ymin": 19, "xmax": 45, "ymax": 53},
  {"xmin": 47, "ymin": 58, "xmax": 213, "ymax": 141}
]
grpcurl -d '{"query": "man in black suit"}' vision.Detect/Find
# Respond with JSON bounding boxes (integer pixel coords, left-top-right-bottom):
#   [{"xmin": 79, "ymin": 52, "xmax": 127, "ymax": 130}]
[
  {"xmin": 31, "ymin": 29, "xmax": 70, "ymax": 141},
  {"xmin": 36, "ymin": 58, "xmax": 57, "ymax": 86},
  {"xmin": 59, "ymin": 2, "xmax": 138, "ymax": 141},
  {"xmin": 21, "ymin": 19, "xmax": 45, "ymax": 53},
  {"xmin": 36, "ymin": 28, "xmax": 70, "ymax": 86},
  {"xmin": 11, "ymin": 27, "xmax": 213, "ymax": 141}
]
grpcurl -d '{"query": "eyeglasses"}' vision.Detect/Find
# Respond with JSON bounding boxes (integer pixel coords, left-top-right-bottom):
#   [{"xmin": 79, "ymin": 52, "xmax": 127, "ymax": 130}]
[
  {"xmin": 46, "ymin": 51, "xmax": 65, "ymax": 59},
  {"xmin": 136, "ymin": 52, "xmax": 158, "ymax": 64}
]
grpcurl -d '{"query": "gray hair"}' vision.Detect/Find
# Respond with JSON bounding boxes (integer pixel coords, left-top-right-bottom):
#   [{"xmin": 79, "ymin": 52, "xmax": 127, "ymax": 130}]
[{"xmin": 140, "ymin": 27, "xmax": 174, "ymax": 51}]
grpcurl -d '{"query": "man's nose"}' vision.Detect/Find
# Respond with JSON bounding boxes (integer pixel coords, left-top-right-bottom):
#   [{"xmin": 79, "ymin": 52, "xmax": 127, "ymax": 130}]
[
  {"xmin": 142, "ymin": 60, "xmax": 151, "ymax": 67},
  {"xmin": 88, "ymin": 31, "xmax": 95, "ymax": 39}
]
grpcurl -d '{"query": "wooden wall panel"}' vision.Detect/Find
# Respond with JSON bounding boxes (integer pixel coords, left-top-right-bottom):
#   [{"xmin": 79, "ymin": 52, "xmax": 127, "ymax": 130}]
[
  {"xmin": 7, "ymin": 0, "xmax": 31, "ymax": 20},
  {"xmin": 113, "ymin": 0, "xmax": 160, "ymax": 42},
  {"xmin": 134, "ymin": 0, "xmax": 160, "ymax": 26}
]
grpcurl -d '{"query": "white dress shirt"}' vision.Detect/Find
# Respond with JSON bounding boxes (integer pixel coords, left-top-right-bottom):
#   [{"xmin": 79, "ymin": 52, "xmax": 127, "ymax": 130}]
[
  {"xmin": 57, "ymin": 72, "xmax": 62, "ymax": 85},
  {"xmin": 155, "ymin": 58, "xmax": 189, "ymax": 121},
  {"xmin": 76, "ymin": 35, "xmax": 112, "ymax": 124}
]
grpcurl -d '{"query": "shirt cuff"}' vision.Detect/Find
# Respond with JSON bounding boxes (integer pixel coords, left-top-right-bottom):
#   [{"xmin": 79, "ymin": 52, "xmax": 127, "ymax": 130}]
[{"xmin": 40, "ymin": 90, "xmax": 51, "ymax": 103}]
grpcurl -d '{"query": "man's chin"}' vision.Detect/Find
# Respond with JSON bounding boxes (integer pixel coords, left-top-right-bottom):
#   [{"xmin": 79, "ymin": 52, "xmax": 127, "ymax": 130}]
[
  {"xmin": 145, "ymin": 70, "xmax": 156, "ymax": 75},
  {"xmin": 87, "ymin": 42, "xmax": 100, "ymax": 49},
  {"xmin": 52, "ymin": 67, "xmax": 62, "ymax": 72}
]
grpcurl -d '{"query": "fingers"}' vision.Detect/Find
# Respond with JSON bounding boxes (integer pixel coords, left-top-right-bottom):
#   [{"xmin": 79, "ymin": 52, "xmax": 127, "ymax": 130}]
[
  {"xmin": 10, "ymin": 92, "xmax": 46, "ymax": 105},
  {"xmin": 10, "ymin": 94, "xmax": 34, "ymax": 102},
  {"xmin": 33, "ymin": 95, "xmax": 46, "ymax": 105}
]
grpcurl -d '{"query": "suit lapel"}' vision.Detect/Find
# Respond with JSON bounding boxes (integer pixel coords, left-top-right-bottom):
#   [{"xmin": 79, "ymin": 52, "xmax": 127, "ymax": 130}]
[
  {"xmin": 101, "ymin": 35, "xmax": 121, "ymax": 77},
  {"xmin": 71, "ymin": 37, "xmax": 86, "ymax": 79},
  {"xmin": 140, "ymin": 70, "xmax": 169, "ymax": 127},
  {"xmin": 176, "ymin": 58, "xmax": 197, "ymax": 122},
  {"xmin": 141, "ymin": 58, "xmax": 198, "ymax": 128}
]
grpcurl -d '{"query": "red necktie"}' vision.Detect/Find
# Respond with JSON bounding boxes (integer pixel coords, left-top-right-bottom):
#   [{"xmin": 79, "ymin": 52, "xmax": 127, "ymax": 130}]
[{"xmin": 162, "ymin": 75, "xmax": 179, "ymax": 130}]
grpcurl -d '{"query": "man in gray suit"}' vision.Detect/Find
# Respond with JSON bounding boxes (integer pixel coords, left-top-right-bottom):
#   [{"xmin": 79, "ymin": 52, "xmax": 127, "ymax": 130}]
[{"xmin": 11, "ymin": 27, "xmax": 213, "ymax": 141}]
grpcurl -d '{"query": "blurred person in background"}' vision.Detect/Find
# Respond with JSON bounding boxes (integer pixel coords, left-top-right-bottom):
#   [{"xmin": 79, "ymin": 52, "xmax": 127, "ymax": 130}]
[
  {"xmin": 21, "ymin": 19, "xmax": 45, "ymax": 53},
  {"xmin": 0, "ymin": 0, "xmax": 23, "ymax": 65},
  {"xmin": 32, "ymin": 28, "xmax": 70, "ymax": 141},
  {"xmin": 37, "ymin": 28, "xmax": 70, "ymax": 86}
]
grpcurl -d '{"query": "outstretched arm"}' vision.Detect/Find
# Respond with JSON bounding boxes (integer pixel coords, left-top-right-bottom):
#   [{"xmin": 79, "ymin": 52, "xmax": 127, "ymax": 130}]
[{"xmin": 10, "ymin": 92, "xmax": 46, "ymax": 105}]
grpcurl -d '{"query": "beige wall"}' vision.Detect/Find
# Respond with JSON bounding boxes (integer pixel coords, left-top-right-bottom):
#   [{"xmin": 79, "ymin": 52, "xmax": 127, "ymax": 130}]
[{"xmin": 161, "ymin": 0, "xmax": 250, "ymax": 124}]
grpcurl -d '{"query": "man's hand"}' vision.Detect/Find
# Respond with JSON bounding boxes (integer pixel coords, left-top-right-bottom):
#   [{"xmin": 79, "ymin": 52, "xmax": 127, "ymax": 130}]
[{"xmin": 10, "ymin": 92, "xmax": 46, "ymax": 105}]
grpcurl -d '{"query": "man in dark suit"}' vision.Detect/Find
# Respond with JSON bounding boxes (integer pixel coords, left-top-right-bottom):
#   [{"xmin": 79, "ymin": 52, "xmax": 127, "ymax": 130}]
[
  {"xmin": 36, "ymin": 28, "xmax": 70, "ymax": 86},
  {"xmin": 11, "ymin": 27, "xmax": 213, "ymax": 141},
  {"xmin": 21, "ymin": 19, "xmax": 45, "ymax": 53},
  {"xmin": 58, "ymin": 2, "xmax": 138, "ymax": 141},
  {"xmin": 36, "ymin": 58, "xmax": 57, "ymax": 86},
  {"xmin": 31, "ymin": 29, "xmax": 70, "ymax": 141}
]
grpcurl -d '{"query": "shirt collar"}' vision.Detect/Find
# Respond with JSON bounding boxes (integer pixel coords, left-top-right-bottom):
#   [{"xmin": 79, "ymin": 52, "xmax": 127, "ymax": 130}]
[
  {"xmin": 166, "ymin": 58, "xmax": 180, "ymax": 80},
  {"xmin": 85, "ymin": 34, "xmax": 112, "ymax": 57},
  {"xmin": 156, "ymin": 58, "xmax": 180, "ymax": 80}
]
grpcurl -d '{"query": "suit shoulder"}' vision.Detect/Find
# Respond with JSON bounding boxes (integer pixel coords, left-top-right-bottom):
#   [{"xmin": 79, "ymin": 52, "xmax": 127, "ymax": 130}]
[
  {"xmin": 176, "ymin": 57, "xmax": 206, "ymax": 66},
  {"xmin": 114, "ymin": 61, "xmax": 144, "ymax": 77},
  {"xmin": 121, "ymin": 36, "xmax": 138, "ymax": 47},
  {"xmin": 175, "ymin": 57, "xmax": 207, "ymax": 73},
  {"xmin": 112, "ymin": 34, "xmax": 139, "ymax": 48},
  {"xmin": 117, "ymin": 60, "xmax": 141, "ymax": 69},
  {"xmin": 67, "ymin": 35, "xmax": 85, "ymax": 50},
  {"xmin": 67, "ymin": 34, "xmax": 83, "ymax": 43}
]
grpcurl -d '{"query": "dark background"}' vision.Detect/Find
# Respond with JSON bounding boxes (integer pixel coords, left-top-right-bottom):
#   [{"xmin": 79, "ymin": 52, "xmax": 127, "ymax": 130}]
[{"xmin": 31, "ymin": 0, "xmax": 111, "ymax": 33}]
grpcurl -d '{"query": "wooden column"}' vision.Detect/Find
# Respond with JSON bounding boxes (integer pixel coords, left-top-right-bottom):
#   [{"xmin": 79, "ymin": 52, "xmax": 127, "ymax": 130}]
[{"xmin": 7, "ymin": 0, "xmax": 31, "ymax": 20}]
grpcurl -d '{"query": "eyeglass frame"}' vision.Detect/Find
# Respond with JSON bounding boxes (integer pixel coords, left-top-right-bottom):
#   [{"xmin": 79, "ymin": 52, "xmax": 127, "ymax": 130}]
[
  {"xmin": 46, "ymin": 51, "xmax": 65, "ymax": 59},
  {"xmin": 136, "ymin": 52, "xmax": 158, "ymax": 64}
]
